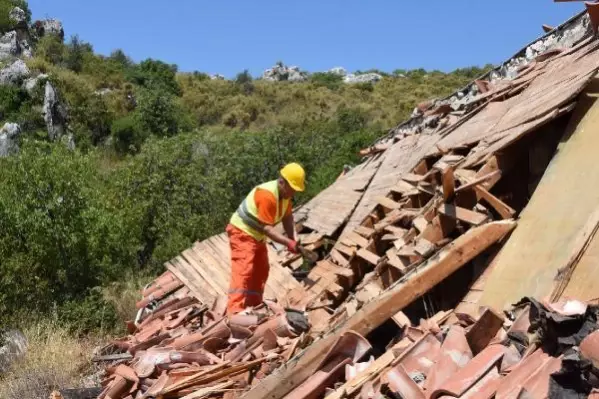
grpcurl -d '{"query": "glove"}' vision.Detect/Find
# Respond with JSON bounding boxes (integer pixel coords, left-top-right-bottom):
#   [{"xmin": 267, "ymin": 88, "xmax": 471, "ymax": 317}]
[{"xmin": 287, "ymin": 240, "xmax": 299, "ymax": 254}]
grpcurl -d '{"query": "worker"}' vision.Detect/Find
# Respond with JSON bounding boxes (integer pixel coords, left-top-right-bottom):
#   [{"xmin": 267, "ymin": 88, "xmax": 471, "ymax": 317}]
[{"xmin": 226, "ymin": 163, "xmax": 306, "ymax": 315}]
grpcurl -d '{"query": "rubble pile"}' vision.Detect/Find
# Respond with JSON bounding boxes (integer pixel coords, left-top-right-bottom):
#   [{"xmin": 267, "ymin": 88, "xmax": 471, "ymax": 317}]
[
  {"xmin": 301, "ymin": 297, "xmax": 599, "ymax": 398},
  {"xmin": 95, "ymin": 271, "xmax": 310, "ymax": 399}
]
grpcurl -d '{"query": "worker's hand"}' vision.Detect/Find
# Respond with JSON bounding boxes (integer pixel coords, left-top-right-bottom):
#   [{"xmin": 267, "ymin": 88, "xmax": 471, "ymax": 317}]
[{"xmin": 287, "ymin": 240, "xmax": 300, "ymax": 254}]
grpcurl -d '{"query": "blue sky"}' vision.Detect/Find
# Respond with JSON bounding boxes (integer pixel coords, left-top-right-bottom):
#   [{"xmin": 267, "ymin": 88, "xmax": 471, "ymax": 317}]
[{"xmin": 28, "ymin": 1, "xmax": 584, "ymax": 78}]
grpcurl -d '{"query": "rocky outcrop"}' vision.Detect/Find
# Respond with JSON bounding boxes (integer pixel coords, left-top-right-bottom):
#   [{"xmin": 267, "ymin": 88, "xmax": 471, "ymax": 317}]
[
  {"xmin": 33, "ymin": 18, "xmax": 64, "ymax": 41},
  {"xmin": 0, "ymin": 31, "xmax": 18, "ymax": 60},
  {"xmin": 23, "ymin": 73, "xmax": 48, "ymax": 95},
  {"xmin": 343, "ymin": 72, "xmax": 383, "ymax": 84},
  {"xmin": 0, "ymin": 123, "xmax": 21, "ymax": 157},
  {"xmin": 263, "ymin": 63, "xmax": 307, "ymax": 82},
  {"xmin": 329, "ymin": 67, "xmax": 347, "ymax": 76},
  {"xmin": 210, "ymin": 74, "xmax": 225, "ymax": 80},
  {"xmin": 0, "ymin": 59, "xmax": 30, "ymax": 85},
  {"xmin": 9, "ymin": 7, "xmax": 26, "ymax": 26},
  {"xmin": 43, "ymin": 81, "xmax": 68, "ymax": 141}
]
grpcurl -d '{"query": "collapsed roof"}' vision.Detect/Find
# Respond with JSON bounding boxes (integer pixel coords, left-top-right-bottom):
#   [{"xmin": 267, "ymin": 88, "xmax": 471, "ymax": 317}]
[{"xmin": 93, "ymin": 7, "xmax": 599, "ymax": 399}]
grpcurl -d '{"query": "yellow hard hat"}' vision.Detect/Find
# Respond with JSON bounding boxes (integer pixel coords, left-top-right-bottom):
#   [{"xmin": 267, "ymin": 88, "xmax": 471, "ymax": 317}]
[{"xmin": 280, "ymin": 163, "xmax": 305, "ymax": 192}]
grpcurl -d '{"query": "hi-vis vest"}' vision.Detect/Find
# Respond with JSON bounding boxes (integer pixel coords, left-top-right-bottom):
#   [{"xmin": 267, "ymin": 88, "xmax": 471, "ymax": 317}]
[{"xmin": 230, "ymin": 180, "xmax": 290, "ymax": 241}]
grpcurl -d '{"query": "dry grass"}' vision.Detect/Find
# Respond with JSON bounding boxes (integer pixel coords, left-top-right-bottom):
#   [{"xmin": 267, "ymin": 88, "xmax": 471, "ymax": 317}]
[
  {"xmin": 0, "ymin": 318, "xmax": 103, "ymax": 399},
  {"xmin": 102, "ymin": 272, "xmax": 152, "ymax": 323}
]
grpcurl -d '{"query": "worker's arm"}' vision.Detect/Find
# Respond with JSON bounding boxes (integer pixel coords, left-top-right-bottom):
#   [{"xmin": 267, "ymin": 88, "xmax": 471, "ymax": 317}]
[
  {"xmin": 263, "ymin": 225, "xmax": 295, "ymax": 250},
  {"xmin": 281, "ymin": 213, "xmax": 296, "ymax": 241}
]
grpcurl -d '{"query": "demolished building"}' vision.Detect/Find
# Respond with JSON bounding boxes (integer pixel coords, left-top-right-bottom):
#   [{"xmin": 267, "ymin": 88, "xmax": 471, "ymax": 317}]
[{"xmin": 95, "ymin": 6, "xmax": 599, "ymax": 399}]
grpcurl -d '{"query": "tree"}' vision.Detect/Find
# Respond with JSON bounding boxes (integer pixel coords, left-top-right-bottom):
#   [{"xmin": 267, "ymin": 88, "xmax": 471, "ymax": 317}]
[
  {"xmin": 65, "ymin": 35, "xmax": 93, "ymax": 73},
  {"xmin": 127, "ymin": 58, "xmax": 181, "ymax": 96}
]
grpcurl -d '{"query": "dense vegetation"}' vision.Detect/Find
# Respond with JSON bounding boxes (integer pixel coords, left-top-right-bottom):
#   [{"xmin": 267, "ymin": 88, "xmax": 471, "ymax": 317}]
[{"xmin": 0, "ymin": 0, "xmax": 492, "ymax": 333}]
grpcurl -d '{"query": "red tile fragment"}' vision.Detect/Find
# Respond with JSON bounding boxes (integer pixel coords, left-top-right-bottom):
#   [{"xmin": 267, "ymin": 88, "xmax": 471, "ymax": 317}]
[
  {"xmin": 316, "ymin": 331, "xmax": 372, "ymax": 370},
  {"xmin": 458, "ymin": 366, "xmax": 501, "ymax": 399},
  {"xmin": 424, "ymin": 326, "xmax": 473, "ymax": 392},
  {"xmin": 580, "ymin": 330, "xmax": 599, "ymax": 368},
  {"xmin": 386, "ymin": 364, "xmax": 425, "ymax": 399},
  {"xmin": 397, "ymin": 333, "xmax": 441, "ymax": 379},
  {"xmin": 507, "ymin": 305, "xmax": 530, "ymax": 335},
  {"xmin": 495, "ymin": 349, "xmax": 550, "ymax": 399},
  {"xmin": 429, "ymin": 344, "xmax": 505, "ymax": 399},
  {"xmin": 521, "ymin": 356, "xmax": 562, "ymax": 398},
  {"xmin": 283, "ymin": 355, "xmax": 352, "ymax": 399}
]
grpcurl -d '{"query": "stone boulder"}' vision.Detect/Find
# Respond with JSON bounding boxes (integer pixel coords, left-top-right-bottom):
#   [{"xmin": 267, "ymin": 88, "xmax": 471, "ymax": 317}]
[
  {"xmin": 9, "ymin": 7, "xmax": 26, "ymax": 26},
  {"xmin": 0, "ymin": 329, "xmax": 27, "ymax": 372},
  {"xmin": 263, "ymin": 63, "xmax": 308, "ymax": 82},
  {"xmin": 0, "ymin": 59, "xmax": 30, "ymax": 85},
  {"xmin": 343, "ymin": 73, "xmax": 383, "ymax": 84},
  {"xmin": 34, "ymin": 18, "xmax": 64, "ymax": 41},
  {"xmin": 0, "ymin": 122, "xmax": 21, "ymax": 157},
  {"xmin": 23, "ymin": 73, "xmax": 48, "ymax": 95},
  {"xmin": 210, "ymin": 73, "xmax": 225, "ymax": 80},
  {"xmin": 329, "ymin": 67, "xmax": 347, "ymax": 76},
  {"xmin": 0, "ymin": 31, "xmax": 18, "ymax": 60},
  {"xmin": 43, "ymin": 81, "xmax": 68, "ymax": 141}
]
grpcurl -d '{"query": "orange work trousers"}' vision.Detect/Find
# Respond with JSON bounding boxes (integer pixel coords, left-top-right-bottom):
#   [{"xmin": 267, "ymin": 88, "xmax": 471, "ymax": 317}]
[{"xmin": 226, "ymin": 224, "xmax": 269, "ymax": 314}]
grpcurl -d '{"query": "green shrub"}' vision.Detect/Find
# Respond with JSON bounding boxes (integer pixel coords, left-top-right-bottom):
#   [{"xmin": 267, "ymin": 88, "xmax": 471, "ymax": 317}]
[
  {"xmin": 0, "ymin": 141, "xmax": 124, "ymax": 319},
  {"xmin": 64, "ymin": 35, "xmax": 93, "ymax": 73},
  {"xmin": 309, "ymin": 72, "xmax": 343, "ymax": 90},
  {"xmin": 127, "ymin": 58, "xmax": 181, "ymax": 95},
  {"xmin": 137, "ymin": 89, "xmax": 183, "ymax": 136},
  {"xmin": 111, "ymin": 114, "xmax": 146, "ymax": 154},
  {"xmin": 35, "ymin": 35, "xmax": 66, "ymax": 65},
  {"xmin": 58, "ymin": 288, "xmax": 120, "ymax": 335}
]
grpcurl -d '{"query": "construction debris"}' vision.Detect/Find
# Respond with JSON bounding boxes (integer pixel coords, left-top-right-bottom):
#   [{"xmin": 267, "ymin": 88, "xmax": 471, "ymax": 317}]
[
  {"xmin": 96, "ymin": 297, "xmax": 310, "ymax": 398},
  {"xmin": 83, "ymin": 6, "xmax": 599, "ymax": 399}
]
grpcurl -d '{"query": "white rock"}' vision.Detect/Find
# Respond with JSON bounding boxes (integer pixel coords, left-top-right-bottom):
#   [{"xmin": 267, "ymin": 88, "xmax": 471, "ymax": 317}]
[
  {"xmin": 343, "ymin": 73, "xmax": 383, "ymax": 84},
  {"xmin": 210, "ymin": 74, "xmax": 225, "ymax": 80},
  {"xmin": 34, "ymin": 19, "xmax": 64, "ymax": 40},
  {"xmin": 9, "ymin": 7, "xmax": 26, "ymax": 25},
  {"xmin": 0, "ymin": 59, "xmax": 30, "ymax": 85},
  {"xmin": 0, "ymin": 123, "xmax": 21, "ymax": 157},
  {"xmin": 329, "ymin": 67, "xmax": 347, "ymax": 76},
  {"xmin": 23, "ymin": 73, "xmax": 48, "ymax": 95},
  {"xmin": 0, "ymin": 31, "xmax": 18, "ymax": 60},
  {"xmin": 262, "ymin": 62, "xmax": 307, "ymax": 82},
  {"xmin": 43, "ymin": 81, "xmax": 67, "ymax": 141}
]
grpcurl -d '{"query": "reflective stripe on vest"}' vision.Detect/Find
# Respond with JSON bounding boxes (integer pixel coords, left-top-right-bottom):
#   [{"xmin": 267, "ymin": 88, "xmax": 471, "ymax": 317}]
[{"xmin": 230, "ymin": 180, "xmax": 289, "ymax": 241}]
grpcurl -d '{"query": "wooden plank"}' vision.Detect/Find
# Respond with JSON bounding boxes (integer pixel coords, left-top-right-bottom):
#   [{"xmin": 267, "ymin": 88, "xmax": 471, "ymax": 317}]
[
  {"xmin": 442, "ymin": 167, "xmax": 455, "ymax": 202},
  {"xmin": 354, "ymin": 226, "xmax": 375, "ymax": 239},
  {"xmin": 336, "ymin": 242, "xmax": 357, "ymax": 258},
  {"xmin": 392, "ymin": 311, "xmax": 411, "ymax": 328},
  {"xmin": 318, "ymin": 260, "xmax": 355, "ymax": 279},
  {"xmin": 329, "ymin": 249, "xmax": 349, "ymax": 266},
  {"xmin": 397, "ymin": 245, "xmax": 417, "ymax": 258},
  {"xmin": 438, "ymin": 204, "xmax": 489, "ymax": 226},
  {"xmin": 356, "ymin": 248, "xmax": 381, "ymax": 265},
  {"xmin": 413, "ymin": 159, "xmax": 429, "ymax": 175},
  {"xmin": 386, "ymin": 249, "xmax": 409, "ymax": 274},
  {"xmin": 474, "ymin": 156, "xmax": 503, "ymax": 190},
  {"xmin": 474, "ymin": 186, "xmax": 516, "ymax": 219},
  {"xmin": 391, "ymin": 180, "xmax": 417, "ymax": 195},
  {"xmin": 403, "ymin": 173, "xmax": 425, "ymax": 184},
  {"xmin": 244, "ymin": 220, "xmax": 517, "ymax": 399},
  {"xmin": 377, "ymin": 196, "xmax": 403, "ymax": 211},
  {"xmin": 465, "ymin": 308, "xmax": 505, "ymax": 355},
  {"xmin": 414, "ymin": 238, "xmax": 435, "ymax": 258},
  {"xmin": 384, "ymin": 225, "xmax": 408, "ymax": 237},
  {"xmin": 347, "ymin": 231, "xmax": 370, "ymax": 248},
  {"xmin": 413, "ymin": 216, "xmax": 429, "ymax": 232},
  {"xmin": 184, "ymin": 248, "xmax": 228, "ymax": 293},
  {"xmin": 455, "ymin": 170, "xmax": 502, "ymax": 193},
  {"xmin": 165, "ymin": 262, "xmax": 211, "ymax": 304},
  {"xmin": 175, "ymin": 255, "xmax": 223, "ymax": 296}
]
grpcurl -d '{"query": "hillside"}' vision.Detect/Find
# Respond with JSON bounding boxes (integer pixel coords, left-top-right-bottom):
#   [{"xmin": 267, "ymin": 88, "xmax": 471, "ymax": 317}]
[{"xmin": 0, "ymin": 0, "xmax": 493, "ymax": 332}]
